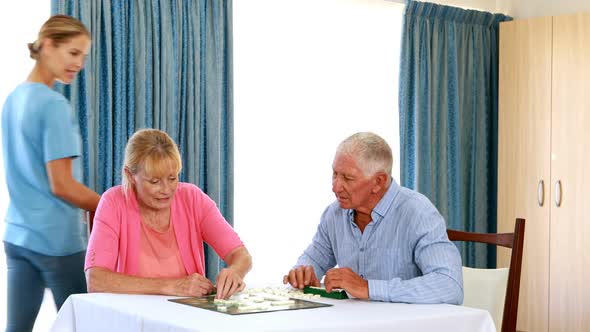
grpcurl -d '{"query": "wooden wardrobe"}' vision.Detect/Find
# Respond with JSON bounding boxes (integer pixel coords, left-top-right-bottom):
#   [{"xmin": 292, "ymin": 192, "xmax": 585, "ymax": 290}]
[{"xmin": 498, "ymin": 13, "xmax": 590, "ymax": 332}]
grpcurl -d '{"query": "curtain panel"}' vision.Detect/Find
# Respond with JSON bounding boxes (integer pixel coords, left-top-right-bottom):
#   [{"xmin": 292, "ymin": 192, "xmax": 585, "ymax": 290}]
[
  {"xmin": 399, "ymin": 0, "xmax": 511, "ymax": 268},
  {"xmin": 51, "ymin": 0, "xmax": 234, "ymax": 279}
]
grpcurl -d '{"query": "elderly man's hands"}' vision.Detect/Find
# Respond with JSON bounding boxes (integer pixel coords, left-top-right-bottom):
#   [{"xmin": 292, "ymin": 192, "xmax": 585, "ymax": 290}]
[
  {"xmin": 283, "ymin": 265, "xmax": 321, "ymax": 289},
  {"xmin": 325, "ymin": 267, "xmax": 369, "ymax": 299},
  {"xmin": 215, "ymin": 267, "xmax": 246, "ymax": 299}
]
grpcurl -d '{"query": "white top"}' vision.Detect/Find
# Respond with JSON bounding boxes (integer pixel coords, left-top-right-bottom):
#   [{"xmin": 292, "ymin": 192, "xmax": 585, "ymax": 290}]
[{"xmin": 50, "ymin": 293, "xmax": 495, "ymax": 332}]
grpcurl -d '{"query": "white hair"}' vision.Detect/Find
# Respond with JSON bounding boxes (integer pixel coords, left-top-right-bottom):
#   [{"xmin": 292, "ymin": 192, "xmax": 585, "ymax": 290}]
[{"xmin": 336, "ymin": 132, "xmax": 393, "ymax": 178}]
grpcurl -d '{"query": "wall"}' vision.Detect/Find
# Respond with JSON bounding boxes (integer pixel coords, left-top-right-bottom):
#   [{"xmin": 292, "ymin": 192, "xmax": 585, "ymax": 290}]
[
  {"xmin": 233, "ymin": 0, "xmax": 403, "ymax": 285},
  {"xmin": 496, "ymin": 0, "xmax": 590, "ymax": 18},
  {"xmin": 431, "ymin": 0, "xmax": 498, "ymax": 12},
  {"xmin": 403, "ymin": 0, "xmax": 590, "ymax": 18},
  {"xmin": 386, "ymin": 0, "xmax": 497, "ymax": 13}
]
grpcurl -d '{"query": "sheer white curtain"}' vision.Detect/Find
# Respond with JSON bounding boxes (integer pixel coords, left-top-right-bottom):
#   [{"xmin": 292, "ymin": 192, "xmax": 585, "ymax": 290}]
[
  {"xmin": 233, "ymin": 0, "xmax": 404, "ymax": 286},
  {"xmin": 0, "ymin": 2, "xmax": 54, "ymax": 331}
]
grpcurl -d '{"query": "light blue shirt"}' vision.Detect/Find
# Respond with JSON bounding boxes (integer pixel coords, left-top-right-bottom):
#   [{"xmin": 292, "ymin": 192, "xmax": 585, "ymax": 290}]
[
  {"xmin": 1, "ymin": 82, "xmax": 85, "ymax": 256},
  {"xmin": 296, "ymin": 180, "xmax": 464, "ymax": 304}
]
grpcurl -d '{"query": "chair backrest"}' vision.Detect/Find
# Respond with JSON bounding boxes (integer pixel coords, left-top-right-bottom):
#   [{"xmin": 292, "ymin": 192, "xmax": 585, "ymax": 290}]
[
  {"xmin": 447, "ymin": 218, "xmax": 525, "ymax": 332},
  {"xmin": 87, "ymin": 211, "xmax": 95, "ymax": 234}
]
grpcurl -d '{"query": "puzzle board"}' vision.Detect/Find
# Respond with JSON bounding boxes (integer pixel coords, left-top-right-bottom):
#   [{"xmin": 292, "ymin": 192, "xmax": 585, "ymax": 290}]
[{"xmin": 169, "ymin": 290, "xmax": 331, "ymax": 315}]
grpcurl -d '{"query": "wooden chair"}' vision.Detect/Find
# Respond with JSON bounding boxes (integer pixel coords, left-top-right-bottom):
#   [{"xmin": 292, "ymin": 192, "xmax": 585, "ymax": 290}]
[
  {"xmin": 87, "ymin": 211, "xmax": 95, "ymax": 234},
  {"xmin": 447, "ymin": 218, "xmax": 525, "ymax": 332}
]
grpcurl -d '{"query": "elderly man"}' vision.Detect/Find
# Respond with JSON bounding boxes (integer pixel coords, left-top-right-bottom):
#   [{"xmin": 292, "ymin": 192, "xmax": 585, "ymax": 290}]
[{"xmin": 283, "ymin": 132, "xmax": 463, "ymax": 304}]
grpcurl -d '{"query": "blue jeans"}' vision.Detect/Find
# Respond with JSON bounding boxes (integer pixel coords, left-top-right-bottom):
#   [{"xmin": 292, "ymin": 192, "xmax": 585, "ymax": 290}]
[{"xmin": 4, "ymin": 242, "xmax": 87, "ymax": 332}]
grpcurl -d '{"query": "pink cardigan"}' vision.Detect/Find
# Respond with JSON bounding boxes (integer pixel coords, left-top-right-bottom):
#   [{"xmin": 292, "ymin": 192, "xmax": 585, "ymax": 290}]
[{"xmin": 85, "ymin": 183, "xmax": 243, "ymax": 276}]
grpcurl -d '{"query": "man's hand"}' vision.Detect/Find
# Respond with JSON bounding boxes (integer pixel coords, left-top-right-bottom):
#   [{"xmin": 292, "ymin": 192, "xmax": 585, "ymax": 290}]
[
  {"xmin": 283, "ymin": 265, "xmax": 320, "ymax": 289},
  {"xmin": 215, "ymin": 267, "xmax": 246, "ymax": 299},
  {"xmin": 173, "ymin": 273, "xmax": 215, "ymax": 297},
  {"xmin": 325, "ymin": 267, "xmax": 369, "ymax": 299}
]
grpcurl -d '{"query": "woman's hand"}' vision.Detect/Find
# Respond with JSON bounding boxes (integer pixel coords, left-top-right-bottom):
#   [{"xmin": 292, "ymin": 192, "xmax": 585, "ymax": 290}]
[
  {"xmin": 215, "ymin": 246, "xmax": 252, "ymax": 299},
  {"xmin": 172, "ymin": 273, "xmax": 215, "ymax": 297},
  {"xmin": 215, "ymin": 267, "xmax": 245, "ymax": 299}
]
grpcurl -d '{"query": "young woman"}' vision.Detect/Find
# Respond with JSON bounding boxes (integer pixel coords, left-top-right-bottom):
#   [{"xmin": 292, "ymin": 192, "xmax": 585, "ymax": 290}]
[{"xmin": 1, "ymin": 15, "xmax": 100, "ymax": 332}]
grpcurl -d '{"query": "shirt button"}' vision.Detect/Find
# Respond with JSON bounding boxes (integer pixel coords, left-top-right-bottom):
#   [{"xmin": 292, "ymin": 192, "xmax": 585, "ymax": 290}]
[{"xmin": 360, "ymin": 248, "xmax": 365, "ymax": 252}]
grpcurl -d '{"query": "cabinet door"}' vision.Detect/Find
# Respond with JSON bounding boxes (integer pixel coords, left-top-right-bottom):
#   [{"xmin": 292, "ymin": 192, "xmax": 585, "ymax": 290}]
[
  {"xmin": 550, "ymin": 13, "xmax": 590, "ymax": 332},
  {"xmin": 498, "ymin": 17, "xmax": 552, "ymax": 332}
]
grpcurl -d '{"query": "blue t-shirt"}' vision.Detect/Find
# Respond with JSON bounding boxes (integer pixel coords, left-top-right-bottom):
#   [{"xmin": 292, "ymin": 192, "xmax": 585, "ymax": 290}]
[{"xmin": 1, "ymin": 82, "xmax": 86, "ymax": 256}]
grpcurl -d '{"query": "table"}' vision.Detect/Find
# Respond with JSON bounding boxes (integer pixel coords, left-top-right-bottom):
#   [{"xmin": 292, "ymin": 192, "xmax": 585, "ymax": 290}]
[{"xmin": 50, "ymin": 293, "xmax": 496, "ymax": 332}]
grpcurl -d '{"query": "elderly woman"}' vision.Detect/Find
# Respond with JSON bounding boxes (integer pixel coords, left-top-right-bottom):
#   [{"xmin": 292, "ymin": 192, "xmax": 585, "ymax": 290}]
[{"xmin": 85, "ymin": 129, "xmax": 251, "ymax": 299}]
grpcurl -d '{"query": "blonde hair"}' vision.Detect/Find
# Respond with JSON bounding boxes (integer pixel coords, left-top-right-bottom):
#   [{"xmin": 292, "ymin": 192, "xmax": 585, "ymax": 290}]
[
  {"xmin": 336, "ymin": 132, "xmax": 393, "ymax": 178},
  {"xmin": 122, "ymin": 129, "xmax": 183, "ymax": 193},
  {"xmin": 28, "ymin": 15, "xmax": 90, "ymax": 60}
]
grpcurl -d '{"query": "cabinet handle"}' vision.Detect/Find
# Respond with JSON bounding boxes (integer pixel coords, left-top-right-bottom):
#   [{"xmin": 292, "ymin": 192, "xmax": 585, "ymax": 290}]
[
  {"xmin": 537, "ymin": 180, "xmax": 544, "ymax": 207},
  {"xmin": 555, "ymin": 180, "xmax": 562, "ymax": 207}
]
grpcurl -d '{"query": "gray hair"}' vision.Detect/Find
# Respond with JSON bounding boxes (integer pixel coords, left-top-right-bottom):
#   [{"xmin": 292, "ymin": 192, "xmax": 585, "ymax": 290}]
[{"xmin": 336, "ymin": 132, "xmax": 392, "ymax": 178}]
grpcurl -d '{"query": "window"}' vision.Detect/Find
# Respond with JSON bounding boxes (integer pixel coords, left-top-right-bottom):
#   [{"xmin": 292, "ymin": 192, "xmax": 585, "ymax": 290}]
[{"xmin": 233, "ymin": 0, "xmax": 404, "ymax": 285}]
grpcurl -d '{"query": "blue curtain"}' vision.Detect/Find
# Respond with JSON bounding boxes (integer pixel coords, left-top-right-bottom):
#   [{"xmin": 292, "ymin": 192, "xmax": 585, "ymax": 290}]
[
  {"xmin": 51, "ymin": 0, "xmax": 233, "ymax": 280},
  {"xmin": 399, "ymin": 1, "xmax": 510, "ymax": 268}
]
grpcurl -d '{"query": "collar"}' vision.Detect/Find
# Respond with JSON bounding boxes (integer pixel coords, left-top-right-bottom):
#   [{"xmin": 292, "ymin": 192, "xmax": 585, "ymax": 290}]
[{"xmin": 346, "ymin": 179, "xmax": 400, "ymax": 222}]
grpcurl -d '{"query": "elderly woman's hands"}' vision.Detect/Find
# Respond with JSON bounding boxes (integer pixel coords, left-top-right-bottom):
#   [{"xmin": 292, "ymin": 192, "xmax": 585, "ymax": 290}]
[
  {"xmin": 215, "ymin": 267, "xmax": 246, "ymax": 299},
  {"xmin": 170, "ymin": 268, "xmax": 244, "ymax": 299},
  {"xmin": 173, "ymin": 273, "xmax": 215, "ymax": 297},
  {"xmin": 214, "ymin": 246, "xmax": 252, "ymax": 299}
]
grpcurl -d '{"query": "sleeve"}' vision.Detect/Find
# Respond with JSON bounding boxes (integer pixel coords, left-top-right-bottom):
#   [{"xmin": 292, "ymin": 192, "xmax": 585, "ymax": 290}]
[
  {"xmin": 293, "ymin": 207, "xmax": 337, "ymax": 281},
  {"xmin": 84, "ymin": 191, "xmax": 121, "ymax": 271},
  {"xmin": 197, "ymin": 190, "xmax": 244, "ymax": 260},
  {"xmin": 368, "ymin": 211, "xmax": 464, "ymax": 304},
  {"xmin": 42, "ymin": 98, "xmax": 81, "ymax": 163}
]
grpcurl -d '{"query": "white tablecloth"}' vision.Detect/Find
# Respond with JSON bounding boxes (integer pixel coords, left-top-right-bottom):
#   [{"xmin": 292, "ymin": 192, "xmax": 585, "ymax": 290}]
[{"xmin": 50, "ymin": 293, "xmax": 496, "ymax": 332}]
